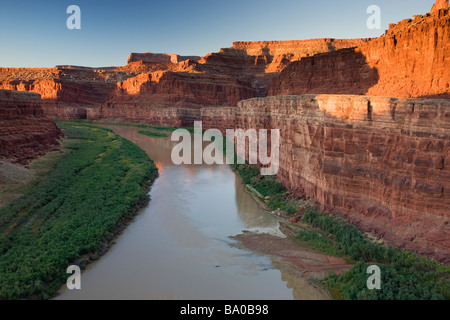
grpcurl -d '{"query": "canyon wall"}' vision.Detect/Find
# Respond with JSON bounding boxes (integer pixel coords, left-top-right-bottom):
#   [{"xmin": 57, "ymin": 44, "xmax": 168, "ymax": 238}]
[
  {"xmin": 0, "ymin": 78, "xmax": 114, "ymax": 119},
  {"xmin": 236, "ymin": 95, "xmax": 450, "ymax": 263},
  {"xmin": 231, "ymin": 39, "xmax": 367, "ymax": 73},
  {"xmin": 100, "ymin": 71, "xmax": 257, "ymax": 122},
  {"xmin": 0, "ymin": 38, "xmax": 367, "ymax": 119},
  {"xmin": 270, "ymin": 8, "xmax": 450, "ymax": 98},
  {"xmin": 0, "ymin": 66, "xmax": 133, "ymax": 119},
  {"xmin": 0, "ymin": 64, "xmax": 186, "ymax": 119},
  {"xmin": 200, "ymin": 39, "xmax": 366, "ymax": 96},
  {"xmin": 431, "ymin": 0, "xmax": 449, "ymax": 13},
  {"xmin": 0, "ymin": 90, "xmax": 62, "ymax": 164},
  {"xmin": 127, "ymin": 53, "xmax": 201, "ymax": 64},
  {"xmin": 0, "ymin": 1, "xmax": 448, "ymax": 263}
]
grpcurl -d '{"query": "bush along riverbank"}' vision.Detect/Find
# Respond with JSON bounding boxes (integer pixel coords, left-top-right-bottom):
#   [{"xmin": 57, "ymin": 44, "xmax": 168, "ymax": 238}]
[
  {"xmin": 231, "ymin": 163, "xmax": 450, "ymax": 300},
  {"xmin": 67, "ymin": 119, "xmax": 195, "ymax": 133},
  {"xmin": 0, "ymin": 122, "xmax": 158, "ymax": 299},
  {"xmin": 138, "ymin": 130, "xmax": 168, "ymax": 138}
]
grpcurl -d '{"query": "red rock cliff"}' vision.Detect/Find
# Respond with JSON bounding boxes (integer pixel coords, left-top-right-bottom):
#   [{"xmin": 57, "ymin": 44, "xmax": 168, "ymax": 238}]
[
  {"xmin": 127, "ymin": 52, "xmax": 201, "ymax": 64},
  {"xmin": 0, "ymin": 65, "xmax": 174, "ymax": 119},
  {"xmin": 100, "ymin": 71, "xmax": 257, "ymax": 122},
  {"xmin": 431, "ymin": 0, "xmax": 449, "ymax": 13},
  {"xmin": 269, "ymin": 8, "xmax": 450, "ymax": 98},
  {"xmin": 200, "ymin": 39, "xmax": 366, "ymax": 96},
  {"xmin": 232, "ymin": 39, "xmax": 367, "ymax": 73},
  {"xmin": 237, "ymin": 95, "xmax": 450, "ymax": 263},
  {"xmin": 0, "ymin": 89, "xmax": 62, "ymax": 164}
]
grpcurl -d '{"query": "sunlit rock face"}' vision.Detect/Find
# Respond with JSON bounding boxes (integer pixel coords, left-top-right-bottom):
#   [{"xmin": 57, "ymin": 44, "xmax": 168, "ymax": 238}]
[
  {"xmin": 269, "ymin": 8, "xmax": 450, "ymax": 99},
  {"xmin": 237, "ymin": 95, "xmax": 450, "ymax": 264},
  {"xmin": 431, "ymin": 0, "xmax": 449, "ymax": 14},
  {"xmin": 127, "ymin": 52, "xmax": 201, "ymax": 64}
]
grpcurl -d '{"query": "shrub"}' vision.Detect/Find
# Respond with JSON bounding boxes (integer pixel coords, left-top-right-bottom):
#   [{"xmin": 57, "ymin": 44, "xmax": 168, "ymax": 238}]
[{"xmin": 0, "ymin": 123, "xmax": 158, "ymax": 299}]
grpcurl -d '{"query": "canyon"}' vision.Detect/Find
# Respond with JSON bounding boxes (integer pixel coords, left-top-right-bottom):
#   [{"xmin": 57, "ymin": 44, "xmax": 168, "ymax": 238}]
[
  {"xmin": 269, "ymin": 7, "xmax": 450, "ymax": 98},
  {"xmin": 0, "ymin": 1, "xmax": 449, "ymax": 263},
  {"xmin": 0, "ymin": 38, "xmax": 363, "ymax": 121},
  {"xmin": 236, "ymin": 95, "xmax": 450, "ymax": 264}
]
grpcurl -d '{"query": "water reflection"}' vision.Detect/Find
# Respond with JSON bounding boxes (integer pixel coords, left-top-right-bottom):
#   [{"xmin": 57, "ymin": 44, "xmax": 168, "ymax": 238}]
[{"xmin": 55, "ymin": 124, "xmax": 326, "ymax": 300}]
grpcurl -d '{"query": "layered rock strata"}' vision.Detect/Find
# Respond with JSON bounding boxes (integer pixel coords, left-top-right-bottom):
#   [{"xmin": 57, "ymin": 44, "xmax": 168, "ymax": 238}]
[
  {"xmin": 236, "ymin": 95, "xmax": 450, "ymax": 263},
  {"xmin": 100, "ymin": 71, "xmax": 257, "ymax": 122},
  {"xmin": 0, "ymin": 90, "xmax": 62, "ymax": 164},
  {"xmin": 127, "ymin": 52, "xmax": 201, "ymax": 64},
  {"xmin": 270, "ymin": 8, "xmax": 450, "ymax": 98}
]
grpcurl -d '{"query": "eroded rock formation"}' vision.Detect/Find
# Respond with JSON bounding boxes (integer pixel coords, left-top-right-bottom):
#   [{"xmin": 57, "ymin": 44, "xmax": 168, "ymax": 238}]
[
  {"xmin": 0, "ymin": 38, "xmax": 367, "ymax": 120},
  {"xmin": 127, "ymin": 52, "xmax": 201, "ymax": 64},
  {"xmin": 270, "ymin": 8, "xmax": 450, "ymax": 98},
  {"xmin": 0, "ymin": 89, "xmax": 62, "ymax": 164},
  {"xmin": 0, "ymin": 1, "xmax": 448, "ymax": 263},
  {"xmin": 431, "ymin": 0, "xmax": 449, "ymax": 13},
  {"xmin": 199, "ymin": 39, "xmax": 366, "ymax": 96},
  {"xmin": 100, "ymin": 71, "xmax": 257, "ymax": 122},
  {"xmin": 236, "ymin": 95, "xmax": 450, "ymax": 263},
  {"xmin": 231, "ymin": 39, "xmax": 367, "ymax": 73},
  {"xmin": 0, "ymin": 66, "xmax": 129, "ymax": 119},
  {"xmin": 0, "ymin": 64, "xmax": 191, "ymax": 119}
]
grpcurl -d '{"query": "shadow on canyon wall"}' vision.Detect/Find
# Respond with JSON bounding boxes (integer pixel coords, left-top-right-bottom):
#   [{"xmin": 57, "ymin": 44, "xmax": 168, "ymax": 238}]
[{"xmin": 269, "ymin": 49, "xmax": 380, "ymax": 96}]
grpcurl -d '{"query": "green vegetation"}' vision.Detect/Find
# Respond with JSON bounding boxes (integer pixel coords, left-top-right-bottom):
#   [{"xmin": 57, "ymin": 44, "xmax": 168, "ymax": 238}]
[
  {"xmin": 0, "ymin": 122, "xmax": 158, "ymax": 299},
  {"xmin": 294, "ymin": 228, "xmax": 342, "ymax": 257},
  {"xmin": 138, "ymin": 130, "xmax": 168, "ymax": 138},
  {"xmin": 7, "ymin": 118, "xmax": 444, "ymax": 300},
  {"xmin": 67, "ymin": 119, "xmax": 195, "ymax": 133},
  {"xmin": 297, "ymin": 206, "xmax": 450, "ymax": 300},
  {"xmin": 231, "ymin": 164, "xmax": 301, "ymax": 212},
  {"xmin": 232, "ymin": 162, "xmax": 450, "ymax": 300}
]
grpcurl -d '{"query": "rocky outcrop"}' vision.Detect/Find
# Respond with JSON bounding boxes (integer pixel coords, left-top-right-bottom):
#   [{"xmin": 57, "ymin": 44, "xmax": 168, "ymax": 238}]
[
  {"xmin": 100, "ymin": 71, "xmax": 257, "ymax": 122},
  {"xmin": 270, "ymin": 8, "xmax": 450, "ymax": 98},
  {"xmin": 231, "ymin": 39, "xmax": 367, "ymax": 73},
  {"xmin": 431, "ymin": 0, "xmax": 449, "ymax": 13},
  {"xmin": 0, "ymin": 90, "xmax": 62, "ymax": 164},
  {"xmin": 269, "ymin": 48, "xmax": 380, "ymax": 96},
  {"xmin": 0, "ymin": 39, "xmax": 368, "ymax": 119},
  {"xmin": 0, "ymin": 78, "xmax": 114, "ymax": 119},
  {"xmin": 0, "ymin": 66, "xmax": 136, "ymax": 119},
  {"xmin": 127, "ymin": 52, "xmax": 201, "ymax": 64},
  {"xmin": 199, "ymin": 39, "xmax": 366, "ymax": 96},
  {"xmin": 0, "ymin": 64, "xmax": 196, "ymax": 119},
  {"xmin": 236, "ymin": 95, "xmax": 450, "ymax": 263}
]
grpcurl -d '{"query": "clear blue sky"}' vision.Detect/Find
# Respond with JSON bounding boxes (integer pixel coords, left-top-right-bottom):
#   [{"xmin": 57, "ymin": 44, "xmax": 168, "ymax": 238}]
[{"xmin": 0, "ymin": 0, "xmax": 436, "ymax": 67}]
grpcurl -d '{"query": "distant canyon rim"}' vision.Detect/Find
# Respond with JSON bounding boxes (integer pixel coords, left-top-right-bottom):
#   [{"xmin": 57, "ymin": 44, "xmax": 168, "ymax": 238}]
[{"xmin": 1, "ymin": 2, "xmax": 449, "ymax": 263}]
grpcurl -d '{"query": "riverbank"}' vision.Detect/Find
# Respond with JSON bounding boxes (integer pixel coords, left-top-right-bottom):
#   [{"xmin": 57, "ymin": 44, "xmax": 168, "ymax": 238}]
[
  {"xmin": 0, "ymin": 161, "xmax": 36, "ymax": 208},
  {"xmin": 56, "ymin": 123, "xmax": 310, "ymax": 300},
  {"xmin": 35, "ymin": 119, "xmax": 449, "ymax": 300},
  {"xmin": 0, "ymin": 121, "xmax": 158, "ymax": 299},
  {"xmin": 231, "ymin": 163, "xmax": 450, "ymax": 300},
  {"xmin": 231, "ymin": 225, "xmax": 354, "ymax": 280}
]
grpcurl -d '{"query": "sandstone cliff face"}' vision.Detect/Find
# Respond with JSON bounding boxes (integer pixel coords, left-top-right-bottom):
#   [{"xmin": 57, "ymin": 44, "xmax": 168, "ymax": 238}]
[
  {"xmin": 0, "ymin": 78, "xmax": 115, "ymax": 119},
  {"xmin": 0, "ymin": 66, "xmax": 138, "ymax": 119},
  {"xmin": 0, "ymin": 90, "xmax": 62, "ymax": 164},
  {"xmin": 0, "ymin": 38, "xmax": 369, "ymax": 119},
  {"xmin": 236, "ymin": 95, "xmax": 450, "ymax": 263},
  {"xmin": 0, "ymin": 65, "xmax": 187, "ymax": 119},
  {"xmin": 200, "ymin": 39, "xmax": 366, "ymax": 96},
  {"xmin": 100, "ymin": 71, "xmax": 257, "ymax": 122},
  {"xmin": 431, "ymin": 0, "xmax": 449, "ymax": 13},
  {"xmin": 270, "ymin": 9, "xmax": 450, "ymax": 98},
  {"xmin": 231, "ymin": 39, "xmax": 367, "ymax": 73},
  {"xmin": 127, "ymin": 52, "xmax": 201, "ymax": 64}
]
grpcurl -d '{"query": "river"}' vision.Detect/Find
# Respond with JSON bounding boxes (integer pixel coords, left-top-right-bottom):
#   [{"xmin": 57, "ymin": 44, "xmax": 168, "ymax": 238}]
[{"xmin": 55, "ymin": 125, "xmax": 328, "ymax": 300}]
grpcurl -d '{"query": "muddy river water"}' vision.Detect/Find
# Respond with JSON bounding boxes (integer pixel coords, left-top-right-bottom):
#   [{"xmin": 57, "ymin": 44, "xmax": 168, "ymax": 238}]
[{"xmin": 56, "ymin": 125, "xmax": 328, "ymax": 300}]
